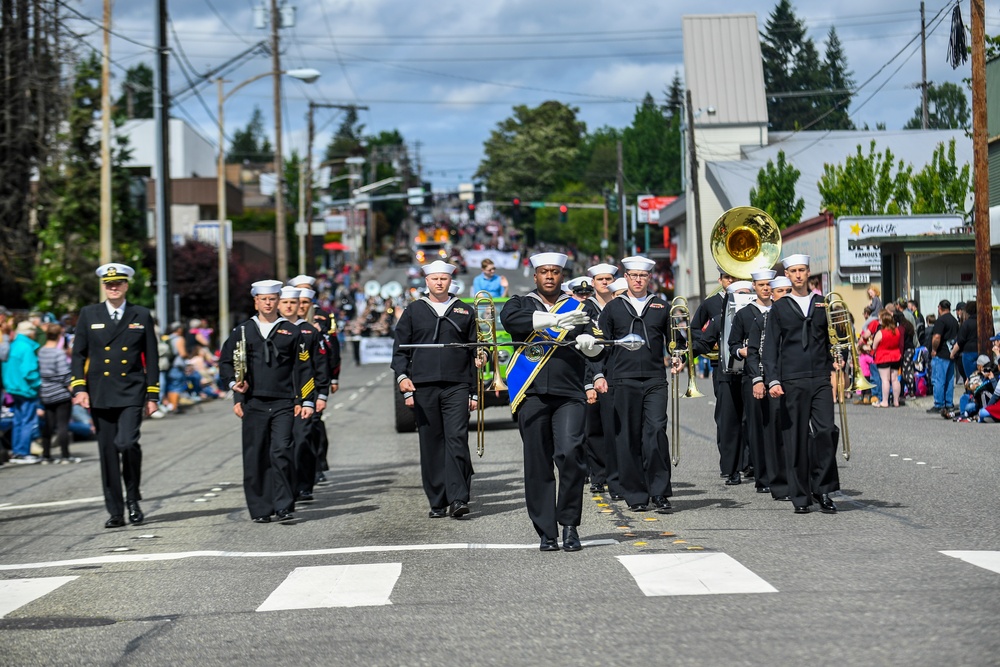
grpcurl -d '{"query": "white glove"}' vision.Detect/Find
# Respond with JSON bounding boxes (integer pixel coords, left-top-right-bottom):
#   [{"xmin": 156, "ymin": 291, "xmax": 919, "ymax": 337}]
[
  {"xmin": 532, "ymin": 310, "xmax": 590, "ymax": 331},
  {"xmin": 575, "ymin": 333, "xmax": 601, "ymax": 357}
]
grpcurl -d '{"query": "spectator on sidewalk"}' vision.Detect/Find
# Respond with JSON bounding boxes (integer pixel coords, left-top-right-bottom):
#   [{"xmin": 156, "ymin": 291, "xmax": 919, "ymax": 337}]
[
  {"xmin": 872, "ymin": 310, "xmax": 903, "ymax": 408},
  {"xmin": 928, "ymin": 300, "xmax": 960, "ymax": 415},
  {"xmin": 3, "ymin": 321, "xmax": 42, "ymax": 464},
  {"xmin": 952, "ymin": 301, "xmax": 980, "ymax": 380},
  {"xmin": 38, "ymin": 323, "xmax": 78, "ymax": 463},
  {"xmin": 472, "ymin": 259, "xmax": 508, "ymax": 298}
]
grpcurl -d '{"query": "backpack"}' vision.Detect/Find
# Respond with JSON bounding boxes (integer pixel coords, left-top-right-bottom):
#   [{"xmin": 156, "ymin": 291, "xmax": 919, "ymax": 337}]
[
  {"xmin": 915, "ymin": 374, "xmax": 928, "ymax": 397},
  {"xmin": 912, "ymin": 346, "xmax": 928, "ymax": 373},
  {"xmin": 157, "ymin": 335, "xmax": 173, "ymax": 372}
]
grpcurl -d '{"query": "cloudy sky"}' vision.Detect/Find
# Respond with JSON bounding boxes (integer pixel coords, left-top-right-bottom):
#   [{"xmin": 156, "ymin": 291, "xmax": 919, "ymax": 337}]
[{"xmin": 69, "ymin": 1, "xmax": 992, "ymax": 191}]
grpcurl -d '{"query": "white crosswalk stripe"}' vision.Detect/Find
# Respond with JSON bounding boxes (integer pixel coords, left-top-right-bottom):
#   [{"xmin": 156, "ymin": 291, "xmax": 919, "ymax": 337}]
[
  {"xmin": 256, "ymin": 564, "xmax": 402, "ymax": 612},
  {"xmin": 940, "ymin": 551, "xmax": 1000, "ymax": 576},
  {"xmin": 617, "ymin": 553, "xmax": 778, "ymax": 596},
  {"xmin": 0, "ymin": 576, "xmax": 78, "ymax": 618}
]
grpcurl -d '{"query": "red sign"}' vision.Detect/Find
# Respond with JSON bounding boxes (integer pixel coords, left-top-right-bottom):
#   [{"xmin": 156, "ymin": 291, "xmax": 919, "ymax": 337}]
[{"xmin": 638, "ymin": 196, "xmax": 678, "ymax": 211}]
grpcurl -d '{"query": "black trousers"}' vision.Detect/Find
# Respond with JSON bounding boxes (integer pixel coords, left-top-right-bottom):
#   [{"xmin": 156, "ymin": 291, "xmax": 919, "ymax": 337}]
[
  {"xmin": 91, "ymin": 405, "xmax": 144, "ymax": 518},
  {"xmin": 613, "ymin": 378, "xmax": 671, "ymax": 506},
  {"xmin": 780, "ymin": 377, "xmax": 840, "ymax": 508},
  {"xmin": 762, "ymin": 387, "xmax": 789, "ymax": 499},
  {"xmin": 413, "ymin": 382, "xmax": 473, "ymax": 510},
  {"xmin": 315, "ymin": 414, "xmax": 330, "ymax": 472},
  {"xmin": 241, "ymin": 397, "xmax": 295, "ymax": 518},
  {"xmin": 293, "ymin": 413, "xmax": 317, "ymax": 495},
  {"xmin": 517, "ymin": 394, "xmax": 586, "ymax": 539},
  {"xmin": 599, "ymin": 388, "xmax": 622, "ymax": 496},
  {"xmin": 741, "ymin": 377, "xmax": 768, "ymax": 490},
  {"xmin": 41, "ymin": 400, "xmax": 72, "ymax": 459},
  {"xmin": 583, "ymin": 399, "xmax": 607, "ymax": 486},
  {"xmin": 716, "ymin": 375, "xmax": 745, "ymax": 478}
]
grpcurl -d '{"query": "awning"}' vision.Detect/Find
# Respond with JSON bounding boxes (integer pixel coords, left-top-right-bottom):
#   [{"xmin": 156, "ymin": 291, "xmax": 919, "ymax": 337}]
[{"xmin": 323, "ymin": 241, "xmax": 347, "ymax": 251}]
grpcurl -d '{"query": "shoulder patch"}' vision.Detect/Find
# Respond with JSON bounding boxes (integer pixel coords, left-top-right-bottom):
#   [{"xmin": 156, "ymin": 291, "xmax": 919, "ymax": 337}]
[{"xmin": 649, "ymin": 303, "xmax": 665, "ymax": 309}]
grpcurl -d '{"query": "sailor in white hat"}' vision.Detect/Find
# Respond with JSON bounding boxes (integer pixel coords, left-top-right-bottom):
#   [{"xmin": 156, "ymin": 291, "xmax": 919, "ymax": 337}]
[
  {"xmin": 769, "ymin": 276, "xmax": 792, "ymax": 299},
  {"xmin": 219, "ymin": 279, "xmax": 316, "ymax": 523},
  {"xmin": 499, "ymin": 250, "xmax": 602, "ymax": 552},
  {"xmin": 71, "ymin": 262, "xmax": 159, "ymax": 528},
  {"xmin": 608, "ymin": 277, "xmax": 628, "ymax": 295},
  {"xmin": 392, "ymin": 257, "xmax": 478, "ymax": 519},
  {"xmin": 597, "ymin": 254, "xmax": 676, "ymax": 512},
  {"xmin": 584, "ymin": 263, "xmax": 621, "ymax": 495},
  {"xmin": 761, "ymin": 252, "xmax": 841, "ymax": 514}
]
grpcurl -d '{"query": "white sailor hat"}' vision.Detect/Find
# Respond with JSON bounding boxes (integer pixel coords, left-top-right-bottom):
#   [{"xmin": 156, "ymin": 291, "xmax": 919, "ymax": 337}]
[
  {"xmin": 769, "ymin": 276, "xmax": 792, "ymax": 288},
  {"xmin": 251, "ymin": 279, "xmax": 283, "ymax": 296},
  {"xmin": 750, "ymin": 269, "xmax": 777, "ymax": 281},
  {"xmin": 621, "ymin": 255, "xmax": 655, "ymax": 272},
  {"xmin": 560, "ymin": 280, "xmax": 571, "ymax": 293},
  {"xmin": 447, "ymin": 282, "xmax": 460, "ymax": 295},
  {"xmin": 782, "ymin": 254, "xmax": 810, "ymax": 269},
  {"xmin": 587, "ymin": 263, "xmax": 618, "ymax": 278},
  {"xmin": 529, "ymin": 252, "xmax": 568, "ymax": 269},
  {"xmin": 567, "ymin": 277, "xmax": 594, "ymax": 293},
  {"xmin": 726, "ymin": 280, "xmax": 754, "ymax": 294},
  {"xmin": 298, "ymin": 288, "xmax": 316, "ymax": 300},
  {"xmin": 421, "ymin": 260, "xmax": 457, "ymax": 276},
  {"xmin": 288, "ymin": 274, "xmax": 316, "ymax": 286},
  {"xmin": 96, "ymin": 263, "xmax": 135, "ymax": 282},
  {"xmin": 279, "ymin": 286, "xmax": 302, "ymax": 300},
  {"xmin": 609, "ymin": 277, "xmax": 629, "ymax": 293}
]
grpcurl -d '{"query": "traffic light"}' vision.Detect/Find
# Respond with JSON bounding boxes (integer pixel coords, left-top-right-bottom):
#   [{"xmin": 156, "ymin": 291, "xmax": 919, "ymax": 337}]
[
  {"xmin": 423, "ymin": 181, "xmax": 433, "ymax": 207},
  {"xmin": 558, "ymin": 204, "xmax": 568, "ymax": 223},
  {"xmin": 604, "ymin": 190, "xmax": 618, "ymax": 213},
  {"xmin": 512, "ymin": 197, "xmax": 521, "ymax": 223},
  {"xmin": 468, "ymin": 202, "xmax": 476, "ymax": 218}
]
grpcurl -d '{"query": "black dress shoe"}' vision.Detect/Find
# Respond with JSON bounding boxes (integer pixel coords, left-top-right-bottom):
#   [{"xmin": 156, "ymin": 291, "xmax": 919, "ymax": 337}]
[
  {"xmin": 562, "ymin": 526, "xmax": 582, "ymax": 552},
  {"xmin": 126, "ymin": 501, "xmax": 144, "ymax": 525},
  {"xmin": 926, "ymin": 406, "xmax": 943, "ymax": 413},
  {"xmin": 628, "ymin": 503, "xmax": 649, "ymax": 512},
  {"xmin": 814, "ymin": 493, "xmax": 837, "ymax": 514},
  {"xmin": 296, "ymin": 491, "xmax": 314, "ymax": 502},
  {"xmin": 609, "ymin": 492, "xmax": 625, "ymax": 501},
  {"xmin": 104, "ymin": 516, "xmax": 126, "ymax": 529},
  {"xmin": 539, "ymin": 537, "xmax": 561, "ymax": 552},
  {"xmin": 773, "ymin": 495, "xmax": 791, "ymax": 501},
  {"xmin": 252, "ymin": 515, "xmax": 271, "ymax": 523},
  {"xmin": 450, "ymin": 500, "xmax": 470, "ymax": 518},
  {"xmin": 651, "ymin": 495, "xmax": 672, "ymax": 511},
  {"xmin": 756, "ymin": 486, "xmax": 771, "ymax": 494},
  {"xmin": 589, "ymin": 483, "xmax": 606, "ymax": 493},
  {"xmin": 315, "ymin": 471, "xmax": 327, "ymax": 483},
  {"xmin": 428, "ymin": 507, "xmax": 448, "ymax": 518},
  {"xmin": 793, "ymin": 506, "xmax": 810, "ymax": 514},
  {"xmin": 275, "ymin": 509, "xmax": 295, "ymax": 521},
  {"xmin": 743, "ymin": 467, "xmax": 755, "ymax": 479},
  {"xmin": 725, "ymin": 474, "xmax": 741, "ymax": 486}
]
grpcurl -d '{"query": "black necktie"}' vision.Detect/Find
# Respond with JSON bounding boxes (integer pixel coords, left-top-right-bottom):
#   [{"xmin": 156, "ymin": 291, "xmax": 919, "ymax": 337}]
[{"xmin": 112, "ymin": 311, "xmax": 119, "ymax": 323}]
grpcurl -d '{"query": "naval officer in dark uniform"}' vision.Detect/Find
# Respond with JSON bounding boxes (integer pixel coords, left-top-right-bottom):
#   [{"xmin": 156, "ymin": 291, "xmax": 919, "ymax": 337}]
[
  {"xmin": 392, "ymin": 260, "xmax": 478, "ymax": 519},
  {"xmin": 71, "ymin": 263, "xmax": 160, "ymax": 529},
  {"xmin": 220, "ymin": 280, "xmax": 315, "ymax": 523},
  {"xmin": 691, "ymin": 269, "xmax": 734, "ymax": 474},
  {"xmin": 597, "ymin": 256, "xmax": 675, "ymax": 513},
  {"xmin": 500, "ymin": 252, "xmax": 603, "ymax": 552},
  {"xmin": 762, "ymin": 255, "xmax": 840, "ymax": 514}
]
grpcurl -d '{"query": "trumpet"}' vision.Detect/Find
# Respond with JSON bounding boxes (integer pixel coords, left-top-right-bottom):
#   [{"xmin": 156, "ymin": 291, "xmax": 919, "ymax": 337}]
[
  {"xmin": 474, "ymin": 291, "xmax": 507, "ymax": 457},
  {"xmin": 825, "ymin": 292, "xmax": 874, "ymax": 461},
  {"xmin": 233, "ymin": 325, "xmax": 248, "ymax": 385},
  {"xmin": 668, "ymin": 296, "xmax": 703, "ymax": 467}
]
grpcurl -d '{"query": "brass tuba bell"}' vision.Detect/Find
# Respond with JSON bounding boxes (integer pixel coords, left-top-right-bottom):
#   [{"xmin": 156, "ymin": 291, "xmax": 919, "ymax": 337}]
[{"xmin": 710, "ymin": 206, "xmax": 782, "ymax": 280}]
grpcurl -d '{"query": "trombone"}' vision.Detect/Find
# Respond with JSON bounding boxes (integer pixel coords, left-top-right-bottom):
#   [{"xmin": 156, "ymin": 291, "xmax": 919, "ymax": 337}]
[
  {"xmin": 474, "ymin": 292, "xmax": 506, "ymax": 458},
  {"xmin": 825, "ymin": 292, "xmax": 875, "ymax": 461},
  {"xmin": 667, "ymin": 296, "xmax": 703, "ymax": 466}
]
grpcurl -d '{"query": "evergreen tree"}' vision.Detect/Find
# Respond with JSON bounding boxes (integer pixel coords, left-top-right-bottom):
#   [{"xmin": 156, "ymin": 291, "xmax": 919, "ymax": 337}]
[
  {"xmin": 663, "ymin": 71, "xmax": 684, "ymax": 119},
  {"xmin": 324, "ymin": 107, "xmax": 366, "ymax": 199},
  {"xmin": 817, "ymin": 27, "xmax": 855, "ymax": 130},
  {"xmin": 761, "ymin": 0, "xmax": 809, "ymax": 130},
  {"xmin": 622, "ymin": 93, "xmax": 681, "ymax": 196},
  {"xmin": 114, "ymin": 63, "xmax": 153, "ymax": 120},
  {"xmin": 903, "ymin": 82, "xmax": 970, "ymax": 130},
  {"xmin": 226, "ymin": 106, "xmax": 274, "ymax": 163}
]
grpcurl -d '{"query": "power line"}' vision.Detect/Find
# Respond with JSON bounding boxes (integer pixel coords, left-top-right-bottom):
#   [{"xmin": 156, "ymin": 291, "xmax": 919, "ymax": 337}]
[{"xmin": 202, "ymin": 0, "xmax": 255, "ymax": 46}]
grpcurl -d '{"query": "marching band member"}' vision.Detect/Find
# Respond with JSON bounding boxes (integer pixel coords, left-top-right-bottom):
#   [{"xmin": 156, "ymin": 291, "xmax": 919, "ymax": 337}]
[
  {"xmin": 728, "ymin": 269, "xmax": 775, "ymax": 494},
  {"xmin": 71, "ymin": 263, "xmax": 160, "ymax": 528},
  {"xmin": 220, "ymin": 280, "xmax": 315, "ymax": 523},
  {"xmin": 597, "ymin": 256, "xmax": 674, "ymax": 513},
  {"xmin": 762, "ymin": 255, "xmax": 841, "ymax": 514},
  {"xmin": 586, "ymin": 263, "xmax": 621, "ymax": 497},
  {"xmin": 391, "ymin": 260, "xmax": 478, "ymax": 519},
  {"xmin": 500, "ymin": 252, "xmax": 602, "ymax": 551}
]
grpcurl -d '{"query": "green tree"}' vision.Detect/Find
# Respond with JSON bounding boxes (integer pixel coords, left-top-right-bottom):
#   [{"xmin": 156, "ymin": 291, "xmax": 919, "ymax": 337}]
[
  {"xmin": 910, "ymin": 139, "xmax": 971, "ymax": 218},
  {"xmin": 761, "ymin": 0, "xmax": 815, "ymax": 130},
  {"xmin": 903, "ymin": 82, "xmax": 970, "ymax": 130},
  {"xmin": 114, "ymin": 63, "xmax": 153, "ymax": 120},
  {"xmin": 31, "ymin": 53, "xmax": 152, "ymax": 313},
  {"xmin": 749, "ymin": 150, "xmax": 805, "ymax": 228},
  {"xmin": 663, "ymin": 71, "xmax": 684, "ymax": 119},
  {"xmin": 622, "ymin": 93, "xmax": 682, "ymax": 196},
  {"xmin": 475, "ymin": 101, "xmax": 585, "ymax": 201},
  {"xmin": 532, "ymin": 184, "xmax": 610, "ymax": 257},
  {"xmin": 227, "ymin": 106, "xmax": 273, "ymax": 163},
  {"xmin": 817, "ymin": 27, "xmax": 855, "ymax": 130},
  {"xmin": 818, "ymin": 140, "xmax": 913, "ymax": 217},
  {"xmin": 324, "ymin": 107, "xmax": 366, "ymax": 199},
  {"xmin": 575, "ymin": 126, "xmax": 621, "ymax": 193}
]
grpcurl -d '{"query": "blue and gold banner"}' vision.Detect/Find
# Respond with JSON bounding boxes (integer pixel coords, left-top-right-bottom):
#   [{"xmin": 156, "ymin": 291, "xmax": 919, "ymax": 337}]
[{"xmin": 507, "ymin": 298, "xmax": 584, "ymax": 414}]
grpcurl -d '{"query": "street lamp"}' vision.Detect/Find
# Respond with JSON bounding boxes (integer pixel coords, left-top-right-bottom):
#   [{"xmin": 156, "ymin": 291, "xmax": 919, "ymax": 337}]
[{"xmin": 216, "ymin": 67, "xmax": 320, "ymax": 344}]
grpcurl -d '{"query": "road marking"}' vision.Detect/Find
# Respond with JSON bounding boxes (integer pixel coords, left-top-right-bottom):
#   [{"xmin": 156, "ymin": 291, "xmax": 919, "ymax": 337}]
[
  {"xmin": 941, "ymin": 551, "xmax": 1000, "ymax": 576},
  {"xmin": 0, "ymin": 576, "xmax": 78, "ymax": 618},
  {"xmin": 0, "ymin": 497, "xmax": 104, "ymax": 511},
  {"xmin": 333, "ymin": 403, "xmax": 344, "ymax": 410},
  {"xmin": 617, "ymin": 553, "xmax": 778, "ymax": 596},
  {"xmin": 257, "ymin": 564, "xmax": 401, "ymax": 611},
  {"xmin": 366, "ymin": 381, "xmax": 375, "ymax": 387},
  {"xmin": 0, "ymin": 540, "xmax": 618, "ymax": 572},
  {"xmin": 348, "ymin": 393, "xmax": 358, "ymax": 400}
]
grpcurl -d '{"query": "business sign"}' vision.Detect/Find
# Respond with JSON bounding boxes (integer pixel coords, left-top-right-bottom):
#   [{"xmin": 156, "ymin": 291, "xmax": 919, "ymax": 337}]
[
  {"xmin": 636, "ymin": 195, "xmax": 677, "ymax": 224},
  {"xmin": 325, "ymin": 215, "xmax": 347, "ymax": 233},
  {"xmin": 837, "ymin": 215, "xmax": 963, "ymax": 278},
  {"xmin": 359, "ymin": 337, "xmax": 394, "ymax": 365}
]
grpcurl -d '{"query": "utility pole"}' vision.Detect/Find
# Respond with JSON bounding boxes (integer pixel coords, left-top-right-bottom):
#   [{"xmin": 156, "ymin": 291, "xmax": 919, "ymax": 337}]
[
  {"xmin": 971, "ymin": 0, "xmax": 995, "ymax": 347},
  {"xmin": 154, "ymin": 0, "xmax": 171, "ymax": 332},
  {"xmin": 686, "ymin": 90, "xmax": 706, "ymax": 302},
  {"xmin": 216, "ymin": 77, "xmax": 230, "ymax": 341},
  {"xmin": 99, "ymin": 0, "xmax": 112, "ymax": 268},
  {"xmin": 270, "ymin": 0, "xmax": 287, "ymax": 282},
  {"xmin": 920, "ymin": 2, "xmax": 929, "ymax": 130},
  {"xmin": 616, "ymin": 140, "xmax": 625, "ymax": 258}
]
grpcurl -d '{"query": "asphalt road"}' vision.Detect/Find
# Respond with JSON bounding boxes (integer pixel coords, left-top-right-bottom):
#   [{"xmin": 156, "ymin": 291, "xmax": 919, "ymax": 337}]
[{"xmin": 2, "ymin": 291, "xmax": 998, "ymax": 665}]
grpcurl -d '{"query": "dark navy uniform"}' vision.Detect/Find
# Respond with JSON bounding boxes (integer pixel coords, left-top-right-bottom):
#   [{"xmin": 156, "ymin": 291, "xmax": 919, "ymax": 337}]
[
  {"xmin": 220, "ymin": 317, "xmax": 315, "ymax": 520},
  {"xmin": 585, "ymin": 295, "xmax": 617, "ymax": 496},
  {"xmin": 392, "ymin": 297, "xmax": 477, "ymax": 514},
  {"xmin": 728, "ymin": 302, "xmax": 771, "ymax": 491},
  {"xmin": 762, "ymin": 294, "xmax": 839, "ymax": 511},
  {"xmin": 500, "ymin": 292, "xmax": 601, "ymax": 542},
  {"xmin": 598, "ymin": 294, "xmax": 673, "ymax": 509},
  {"xmin": 310, "ymin": 306, "xmax": 341, "ymax": 477},
  {"xmin": 746, "ymin": 309, "xmax": 789, "ymax": 500},
  {"xmin": 71, "ymin": 301, "xmax": 159, "ymax": 521},
  {"xmin": 691, "ymin": 292, "xmax": 725, "ymax": 459},
  {"xmin": 292, "ymin": 319, "xmax": 330, "ymax": 499}
]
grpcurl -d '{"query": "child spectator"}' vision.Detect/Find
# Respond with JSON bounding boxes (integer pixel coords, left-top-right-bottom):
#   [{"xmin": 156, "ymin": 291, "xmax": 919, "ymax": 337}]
[{"xmin": 856, "ymin": 344, "xmax": 875, "ymax": 405}]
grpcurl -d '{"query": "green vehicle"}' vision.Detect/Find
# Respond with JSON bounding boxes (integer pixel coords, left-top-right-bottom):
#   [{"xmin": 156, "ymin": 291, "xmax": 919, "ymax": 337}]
[{"xmin": 394, "ymin": 297, "xmax": 513, "ymax": 433}]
